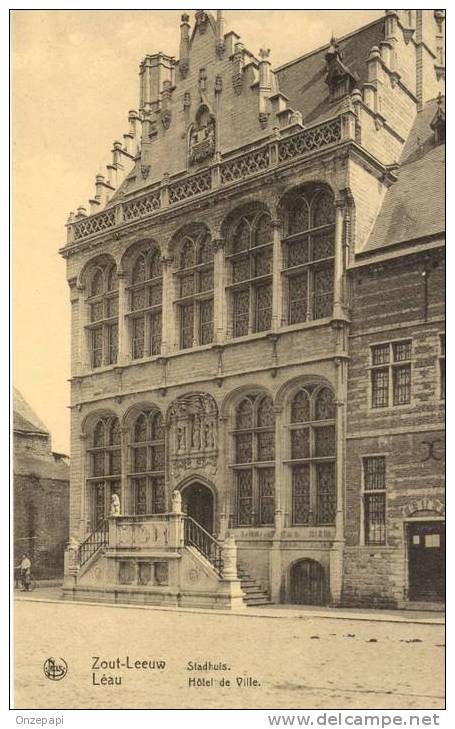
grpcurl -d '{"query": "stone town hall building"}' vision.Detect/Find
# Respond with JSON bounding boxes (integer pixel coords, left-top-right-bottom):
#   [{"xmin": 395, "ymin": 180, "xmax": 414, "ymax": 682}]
[{"xmin": 60, "ymin": 10, "xmax": 445, "ymax": 609}]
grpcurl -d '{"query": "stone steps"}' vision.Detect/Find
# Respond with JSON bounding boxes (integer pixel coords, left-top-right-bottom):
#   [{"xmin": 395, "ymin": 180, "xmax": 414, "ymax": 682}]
[{"xmin": 238, "ymin": 569, "xmax": 271, "ymax": 606}]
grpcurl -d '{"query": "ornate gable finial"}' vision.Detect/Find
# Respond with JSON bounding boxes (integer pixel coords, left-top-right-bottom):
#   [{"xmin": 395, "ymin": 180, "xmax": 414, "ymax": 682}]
[
  {"xmin": 195, "ymin": 10, "xmax": 209, "ymax": 34},
  {"xmin": 325, "ymin": 34, "xmax": 357, "ymax": 101},
  {"xmin": 430, "ymin": 92, "xmax": 445, "ymax": 144}
]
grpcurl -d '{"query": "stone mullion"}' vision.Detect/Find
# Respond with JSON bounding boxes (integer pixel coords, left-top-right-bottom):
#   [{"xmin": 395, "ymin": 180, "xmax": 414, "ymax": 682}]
[
  {"xmin": 117, "ymin": 271, "xmax": 128, "ymax": 364},
  {"xmin": 333, "ymin": 200, "xmax": 345, "ymax": 319},
  {"xmin": 160, "ymin": 256, "xmax": 174, "ymax": 354},
  {"xmin": 120, "ymin": 426, "xmax": 129, "ymax": 516},
  {"xmin": 213, "ymin": 239, "xmax": 226, "ymax": 343},
  {"xmin": 271, "ymin": 219, "xmax": 283, "ymax": 330},
  {"xmin": 79, "ymin": 432, "xmax": 89, "ymax": 539}
]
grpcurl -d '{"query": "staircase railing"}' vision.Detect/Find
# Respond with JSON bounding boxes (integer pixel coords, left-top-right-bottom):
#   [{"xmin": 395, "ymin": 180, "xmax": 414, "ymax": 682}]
[
  {"xmin": 183, "ymin": 516, "xmax": 223, "ymax": 576},
  {"xmin": 78, "ymin": 519, "xmax": 109, "ymax": 567}
]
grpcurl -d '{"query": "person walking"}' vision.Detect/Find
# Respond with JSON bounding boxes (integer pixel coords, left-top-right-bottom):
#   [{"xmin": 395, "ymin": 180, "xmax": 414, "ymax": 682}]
[{"xmin": 18, "ymin": 554, "xmax": 31, "ymax": 591}]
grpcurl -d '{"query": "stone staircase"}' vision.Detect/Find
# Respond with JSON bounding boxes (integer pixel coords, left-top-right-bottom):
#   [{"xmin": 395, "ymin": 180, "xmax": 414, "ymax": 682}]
[{"xmin": 237, "ymin": 566, "xmax": 271, "ymax": 606}]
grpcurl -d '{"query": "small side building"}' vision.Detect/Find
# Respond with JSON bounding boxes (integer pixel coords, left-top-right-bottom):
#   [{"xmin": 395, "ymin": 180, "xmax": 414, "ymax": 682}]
[{"xmin": 13, "ymin": 388, "xmax": 70, "ymax": 581}]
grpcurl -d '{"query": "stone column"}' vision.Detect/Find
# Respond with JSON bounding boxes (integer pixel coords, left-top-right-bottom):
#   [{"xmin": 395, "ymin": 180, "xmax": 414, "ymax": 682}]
[
  {"xmin": 270, "ymin": 404, "xmax": 283, "ymax": 603},
  {"xmin": 333, "ymin": 199, "xmax": 345, "ymax": 320},
  {"xmin": 271, "ymin": 218, "xmax": 283, "ymax": 330},
  {"xmin": 120, "ymin": 426, "xmax": 129, "ymax": 515},
  {"xmin": 221, "ymin": 535, "xmax": 238, "ymax": 579},
  {"xmin": 78, "ymin": 432, "xmax": 89, "ymax": 540},
  {"xmin": 117, "ymin": 271, "xmax": 129, "ymax": 364},
  {"xmin": 77, "ymin": 284, "xmax": 89, "ymax": 371},
  {"xmin": 169, "ymin": 490, "xmax": 184, "ymax": 549},
  {"xmin": 330, "ymin": 351, "xmax": 347, "ymax": 605},
  {"xmin": 160, "ymin": 256, "xmax": 174, "ymax": 354},
  {"xmin": 213, "ymin": 238, "xmax": 226, "ymax": 343}
]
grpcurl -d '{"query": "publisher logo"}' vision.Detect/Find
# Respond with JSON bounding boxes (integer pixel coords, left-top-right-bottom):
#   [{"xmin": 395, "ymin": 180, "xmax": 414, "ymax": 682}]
[{"xmin": 43, "ymin": 657, "xmax": 68, "ymax": 681}]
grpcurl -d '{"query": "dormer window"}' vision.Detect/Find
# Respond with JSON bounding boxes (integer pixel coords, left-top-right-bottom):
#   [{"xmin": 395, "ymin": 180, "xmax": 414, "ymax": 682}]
[{"xmin": 431, "ymin": 93, "xmax": 445, "ymax": 145}]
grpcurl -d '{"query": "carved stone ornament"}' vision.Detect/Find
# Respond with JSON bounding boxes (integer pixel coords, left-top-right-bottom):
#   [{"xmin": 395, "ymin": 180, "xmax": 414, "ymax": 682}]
[
  {"xmin": 232, "ymin": 71, "xmax": 243, "ymax": 95},
  {"xmin": 195, "ymin": 10, "xmax": 209, "ymax": 34},
  {"xmin": 258, "ymin": 112, "xmax": 269, "ymax": 129},
  {"xmin": 180, "ymin": 59, "xmax": 189, "ymax": 79},
  {"xmin": 161, "ymin": 109, "xmax": 172, "ymax": 130},
  {"xmin": 183, "ymin": 91, "xmax": 191, "ymax": 109},
  {"xmin": 189, "ymin": 108, "xmax": 216, "ymax": 166},
  {"xmin": 214, "ymin": 75, "xmax": 223, "ymax": 94},
  {"xmin": 141, "ymin": 165, "xmax": 150, "ymax": 180},
  {"xmin": 168, "ymin": 393, "xmax": 218, "ymax": 478}
]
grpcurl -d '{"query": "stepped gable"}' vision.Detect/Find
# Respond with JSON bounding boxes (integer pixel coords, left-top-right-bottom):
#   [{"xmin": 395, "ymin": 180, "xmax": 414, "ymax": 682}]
[
  {"xmin": 276, "ymin": 17, "xmax": 385, "ymax": 125},
  {"xmin": 360, "ymin": 96, "xmax": 445, "ymax": 255}
]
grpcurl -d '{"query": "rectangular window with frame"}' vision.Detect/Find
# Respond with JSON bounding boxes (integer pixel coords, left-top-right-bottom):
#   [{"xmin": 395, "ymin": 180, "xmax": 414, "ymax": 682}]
[
  {"xmin": 363, "ymin": 456, "xmax": 386, "ymax": 545},
  {"xmin": 233, "ymin": 289, "xmax": 250, "ymax": 338},
  {"xmin": 371, "ymin": 340, "xmax": 412, "ymax": 408}
]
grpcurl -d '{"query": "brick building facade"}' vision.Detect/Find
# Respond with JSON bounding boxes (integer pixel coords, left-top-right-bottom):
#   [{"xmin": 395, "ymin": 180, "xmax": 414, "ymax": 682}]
[
  {"xmin": 60, "ymin": 10, "xmax": 445, "ymax": 608},
  {"xmin": 14, "ymin": 389, "xmax": 70, "ymax": 581}
]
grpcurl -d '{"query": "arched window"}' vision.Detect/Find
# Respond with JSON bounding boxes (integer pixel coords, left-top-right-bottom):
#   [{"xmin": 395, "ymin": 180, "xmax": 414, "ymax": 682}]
[
  {"xmin": 87, "ymin": 416, "xmax": 121, "ymax": 527},
  {"xmin": 232, "ymin": 394, "xmax": 275, "ymax": 526},
  {"xmin": 289, "ymin": 386, "xmax": 336, "ymax": 526},
  {"xmin": 282, "ymin": 185, "xmax": 335, "ymax": 324},
  {"xmin": 127, "ymin": 245, "xmax": 162, "ymax": 359},
  {"xmin": 175, "ymin": 228, "xmax": 214, "ymax": 349},
  {"xmin": 227, "ymin": 210, "xmax": 273, "ymax": 337},
  {"xmin": 86, "ymin": 261, "xmax": 119, "ymax": 368},
  {"xmin": 129, "ymin": 410, "xmax": 165, "ymax": 514}
]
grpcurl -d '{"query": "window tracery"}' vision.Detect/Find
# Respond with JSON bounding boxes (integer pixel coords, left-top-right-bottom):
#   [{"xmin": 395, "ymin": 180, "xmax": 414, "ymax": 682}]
[
  {"xmin": 127, "ymin": 245, "xmax": 163, "ymax": 359},
  {"xmin": 174, "ymin": 229, "xmax": 214, "ymax": 349},
  {"xmin": 282, "ymin": 186, "xmax": 335, "ymax": 325},
  {"xmin": 85, "ymin": 261, "xmax": 119, "ymax": 369},
  {"xmin": 289, "ymin": 386, "xmax": 336, "ymax": 525},
  {"xmin": 232, "ymin": 394, "xmax": 275, "ymax": 526}
]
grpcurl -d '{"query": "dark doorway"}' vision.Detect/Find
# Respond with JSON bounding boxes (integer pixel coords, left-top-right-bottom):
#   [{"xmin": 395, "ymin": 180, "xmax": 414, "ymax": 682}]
[
  {"xmin": 289, "ymin": 559, "xmax": 326, "ymax": 605},
  {"xmin": 408, "ymin": 521, "xmax": 445, "ymax": 601},
  {"xmin": 181, "ymin": 482, "xmax": 214, "ymax": 534}
]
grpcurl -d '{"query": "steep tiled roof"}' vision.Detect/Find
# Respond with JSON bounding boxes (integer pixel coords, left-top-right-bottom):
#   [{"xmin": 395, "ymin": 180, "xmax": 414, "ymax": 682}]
[
  {"xmin": 275, "ymin": 17, "xmax": 385, "ymax": 125},
  {"xmin": 13, "ymin": 388, "xmax": 49, "ymax": 435},
  {"xmin": 360, "ymin": 98, "xmax": 445, "ymax": 254}
]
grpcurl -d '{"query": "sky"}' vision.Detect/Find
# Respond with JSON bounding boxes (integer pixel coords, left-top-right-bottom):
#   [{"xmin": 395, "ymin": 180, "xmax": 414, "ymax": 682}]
[{"xmin": 12, "ymin": 9, "xmax": 382, "ymax": 454}]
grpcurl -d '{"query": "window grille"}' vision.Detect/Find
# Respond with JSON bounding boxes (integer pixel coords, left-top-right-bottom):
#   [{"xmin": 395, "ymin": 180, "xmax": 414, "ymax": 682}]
[
  {"xmin": 86, "ymin": 262, "xmax": 119, "ymax": 368},
  {"xmin": 282, "ymin": 186, "xmax": 335, "ymax": 325},
  {"xmin": 127, "ymin": 246, "xmax": 163, "ymax": 360},
  {"xmin": 363, "ymin": 456, "xmax": 386, "ymax": 545},
  {"xmin": 87, "ymin": 416, "xmax": 122, "ymax": 527},
  {"xmin": 129, "ymin": 410, "xmax": 166, "ymax": 515},
  {"xmin": 227, "ymin": 211, "xmax": 273, "ymax": 338},
  {"xmin": 289, "ymin": 386, "xmax": 336, "ymax": 526},
  {"xmin": 371, "ymin": 340, "xmax": 412, "ymax": 408},
  {"xmin": 174, "ymin": 229, "xmax": 214, "ymax": 349},
  {"xmin": 233, "ymin": 394, "xmax": 275, "ymax": 526}
]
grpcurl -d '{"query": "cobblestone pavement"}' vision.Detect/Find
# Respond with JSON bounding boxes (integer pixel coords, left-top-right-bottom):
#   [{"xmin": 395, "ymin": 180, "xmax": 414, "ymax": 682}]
[{"xmin": 14, "ymin": 598, "xmax": 445, "ymax": 710}]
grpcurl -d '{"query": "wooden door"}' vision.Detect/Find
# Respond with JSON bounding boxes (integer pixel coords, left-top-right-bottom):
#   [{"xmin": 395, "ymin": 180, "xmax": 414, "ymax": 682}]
[
  {"xmin": 290, "ymin": 559, "xmax": 326, "ymax": 605},
  {"xmin": 408, "ymin": 521, "xmax": 445, "ymax": 601}
]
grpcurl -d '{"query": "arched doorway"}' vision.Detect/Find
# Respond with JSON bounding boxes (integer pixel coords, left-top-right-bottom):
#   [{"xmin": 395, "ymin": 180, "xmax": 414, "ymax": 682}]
[
  {"xmin": 289, "ymin": 559, "xmax": 326, "ymax": 605},
  {"xmin": 181, "ymin": 482, "xmax": 214, "ymax": 534}
]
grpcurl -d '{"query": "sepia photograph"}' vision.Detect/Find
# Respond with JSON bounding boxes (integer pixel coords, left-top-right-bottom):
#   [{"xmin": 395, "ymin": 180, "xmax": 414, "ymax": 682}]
[{"xmin": 11, "ymin": 6, "xmax": 445, "ymax": 715}]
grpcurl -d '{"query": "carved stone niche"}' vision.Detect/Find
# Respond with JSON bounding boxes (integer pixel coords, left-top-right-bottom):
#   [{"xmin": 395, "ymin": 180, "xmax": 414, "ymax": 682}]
[{"xmin": 168, "ymin": 393, "xmax": 218, "ymax": 478}]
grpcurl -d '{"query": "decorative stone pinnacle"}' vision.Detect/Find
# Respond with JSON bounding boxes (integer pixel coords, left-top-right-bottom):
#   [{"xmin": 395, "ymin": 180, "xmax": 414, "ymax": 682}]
[
  {"xmin": 368, "ymin": 45, "xmax": 381, "ymax": 61},
  {"xmin": 259, "ymin": 48, "xmax": 270, "ymax": 60},
  {"xmin": 181, "ymin": 13, "xmax": 190, "ymax": 24}
]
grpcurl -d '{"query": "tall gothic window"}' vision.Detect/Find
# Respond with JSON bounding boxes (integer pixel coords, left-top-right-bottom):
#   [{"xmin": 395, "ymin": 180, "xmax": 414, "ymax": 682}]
[
  {"xmin": 87, "ymin": 416, "xmax": 121, "ymax": 528},
  {"xmin": 282, "ymin": 186, "xmax": 335, "ymax": 324},
  {"xmin": 232, "ymin": 394, "xmax": 275, "ymax": 526},
  {"xmin": 86, "ymin": 262, "xmax": 119, "ymax": 368},
  {"xmin": 129, "ymin": 410, "xmax": 165, "ymax": 514},
  {"xmin": 175, "ymin": 229, "xmax": 214, "ymax": 349},
  {"xmin": 127, "ymin": 246, "xmax": 163, "ymax": 360},
  {"xmin": 289, "ymin": 386, "xmax": 336, "ymax": 526},
  {"xmin": 227, "ymin": 211, "xmax": 273, "ymax": 338}
]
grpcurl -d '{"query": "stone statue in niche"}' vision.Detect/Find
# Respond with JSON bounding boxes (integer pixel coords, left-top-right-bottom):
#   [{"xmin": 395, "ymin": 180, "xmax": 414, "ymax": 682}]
[
  {"xmin": 168, "ymin": 393, "xmax": 218, "ymax": 477},
  {"xmin": 189, "ymin": 106, "xmax": 216, "ymax": 166}
]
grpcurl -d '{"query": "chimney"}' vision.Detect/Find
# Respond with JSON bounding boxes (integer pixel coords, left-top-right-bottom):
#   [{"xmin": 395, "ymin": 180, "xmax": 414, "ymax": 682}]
[{"xmin": 179, "ymin": 13, "xmax": 190, "ymax": 78}]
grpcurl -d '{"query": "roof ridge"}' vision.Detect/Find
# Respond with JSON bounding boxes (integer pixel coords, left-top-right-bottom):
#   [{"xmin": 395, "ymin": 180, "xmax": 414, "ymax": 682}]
[{"xmin": 275, "ymin": 15, "xmax": 384, "ymax": 73}]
